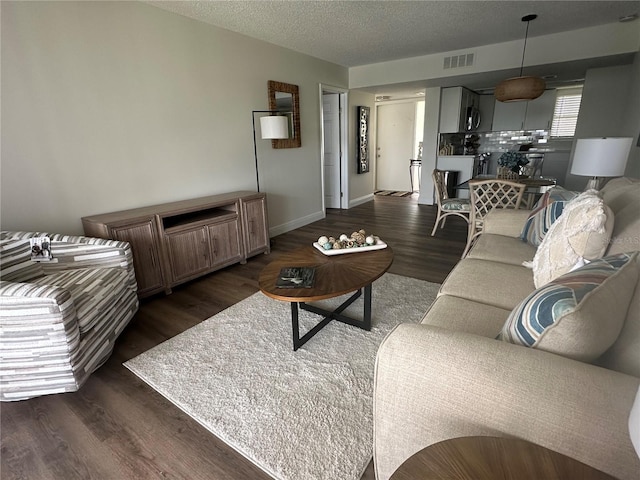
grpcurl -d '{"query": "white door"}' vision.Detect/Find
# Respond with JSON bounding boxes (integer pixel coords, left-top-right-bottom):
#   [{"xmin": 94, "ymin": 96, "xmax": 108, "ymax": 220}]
[
  {"xmin": 376, "ymin": 102, "xmax": 415, "ymax": 191},
  {"xmin": 323, "ymin": 93, "xmax": 341, "ymax": 209}
]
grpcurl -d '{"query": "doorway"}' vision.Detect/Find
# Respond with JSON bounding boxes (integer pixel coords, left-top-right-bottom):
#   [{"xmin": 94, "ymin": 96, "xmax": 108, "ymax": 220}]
[
  {"xmin": 375, "ymin": 100, "xmax": 425, "ymax": 193},
  {"xmin": 320, "ymin": 85, "xmax": 348, "ymax": 210}
]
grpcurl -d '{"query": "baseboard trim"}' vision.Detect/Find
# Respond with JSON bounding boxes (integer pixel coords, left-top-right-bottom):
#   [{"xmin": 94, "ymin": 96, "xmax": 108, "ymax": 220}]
[
  {"xmin": 269, "ymin": 194, "xmax": 375, "ymax": 237},
  {"xmin": 349, "ymin": 193, "xmax": 374, "ymax": 208},
  {"xmin": 269, "ymin": 210, "xmax": 326, "ymax": 237}
]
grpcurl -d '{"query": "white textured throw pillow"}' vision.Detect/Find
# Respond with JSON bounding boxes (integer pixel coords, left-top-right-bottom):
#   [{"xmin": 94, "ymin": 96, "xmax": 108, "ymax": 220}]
[{"xmin": 529, "ymin": 190, "xmax": 614, "ymax": 288}]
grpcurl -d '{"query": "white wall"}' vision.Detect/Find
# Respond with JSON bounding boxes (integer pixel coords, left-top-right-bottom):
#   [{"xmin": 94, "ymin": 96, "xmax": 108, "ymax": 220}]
[
  {"xmin": 418, "ymin": 87, "xmax": 442, "ymax": 206},
  {"xmin": 565, "ymin": 63, "xmax": 637, "ymax": 190},
  {"xmin": 1, "ymin": 1, "xmax": 348, "ymax": 235}
]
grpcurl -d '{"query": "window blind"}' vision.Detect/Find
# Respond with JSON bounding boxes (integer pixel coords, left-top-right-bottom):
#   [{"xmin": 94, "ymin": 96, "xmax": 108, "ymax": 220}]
[{"xmin": 550, "ymin": 86, "xmax": 583, "ymax": 138}]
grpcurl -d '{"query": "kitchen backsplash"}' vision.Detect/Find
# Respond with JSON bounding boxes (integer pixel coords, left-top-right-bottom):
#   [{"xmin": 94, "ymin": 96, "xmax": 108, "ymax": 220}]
[{"xmin": 439, "ymin": 130, "xmax": 573, "ymax": 155}]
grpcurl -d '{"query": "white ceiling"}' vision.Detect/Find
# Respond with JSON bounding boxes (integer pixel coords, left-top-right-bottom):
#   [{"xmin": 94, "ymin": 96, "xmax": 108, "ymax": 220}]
[{"xmin": 148, "ymin": 1, "xmax": 639, "ymax": 97}]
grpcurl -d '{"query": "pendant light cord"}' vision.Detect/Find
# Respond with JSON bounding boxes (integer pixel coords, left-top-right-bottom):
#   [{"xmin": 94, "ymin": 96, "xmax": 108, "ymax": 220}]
[
  {"xmin": 519, "ymin": 19, "xmax": 530, "ymax": 77},
  {"xmin": 518, "ymin": 14, "xmax": 537, "ymax": 77}
]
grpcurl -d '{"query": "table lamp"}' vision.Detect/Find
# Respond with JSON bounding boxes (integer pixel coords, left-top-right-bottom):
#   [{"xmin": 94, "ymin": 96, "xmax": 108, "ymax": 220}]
[
  {"xmin": 252, "ymin": 112, "xmax": 290, "ymax": 192},
  {"xmin": 570, "ymin": 137, "xmax": 633, "ymax": 190}
]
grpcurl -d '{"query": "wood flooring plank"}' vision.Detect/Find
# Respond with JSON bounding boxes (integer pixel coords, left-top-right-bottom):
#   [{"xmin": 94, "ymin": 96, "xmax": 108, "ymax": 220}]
[{"xmin": 1, "ymin": 195, "xmax": 463, "ymax": 480}]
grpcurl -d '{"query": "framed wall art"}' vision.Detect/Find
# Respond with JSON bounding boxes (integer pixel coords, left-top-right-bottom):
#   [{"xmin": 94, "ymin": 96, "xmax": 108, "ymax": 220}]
[{"xmin": 357, "ymin": 106, "xmax": 370, "ymax": 174}]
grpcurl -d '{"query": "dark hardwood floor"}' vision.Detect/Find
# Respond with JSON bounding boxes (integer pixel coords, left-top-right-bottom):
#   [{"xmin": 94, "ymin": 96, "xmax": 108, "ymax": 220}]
[{"xmin": 1, "ymin": 194, "xmax": 468, "ymax": 480}]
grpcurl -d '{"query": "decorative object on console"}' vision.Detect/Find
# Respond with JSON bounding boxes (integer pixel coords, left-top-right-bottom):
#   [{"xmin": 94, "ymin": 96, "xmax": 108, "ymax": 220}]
[
  {"xmin": 501, "ymin": 252, "xmax": 638, "ymax": 362},
  {"xmin": 494, "ymin": 14, "xmax": 546, "ymax": 103},
  {"xmin": 570, "ymin": 137, "xmax": 633, "ymax": 190},
  {"xmin": 252, "ymin": 110, "xmax": 290, "ymax": 192},
  {"xmin": 357, "ymin": 106, "xmax": 370, "ymax": 173},
  {"xmin": 267, "ymin": 80, "xmax": 300, "ymax": 149}
]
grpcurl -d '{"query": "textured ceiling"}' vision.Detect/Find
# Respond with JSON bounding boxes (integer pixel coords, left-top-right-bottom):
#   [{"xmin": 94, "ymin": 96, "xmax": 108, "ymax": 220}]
[{"xmin": 148, "ymin": 1, "xmax": 639, "ymax": 67}]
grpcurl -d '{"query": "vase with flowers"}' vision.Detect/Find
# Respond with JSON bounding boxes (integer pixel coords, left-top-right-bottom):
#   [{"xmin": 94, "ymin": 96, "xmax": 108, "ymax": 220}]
[{"xmin": 497, "ymin": 151, "xmax": 529, "ymax": 179}]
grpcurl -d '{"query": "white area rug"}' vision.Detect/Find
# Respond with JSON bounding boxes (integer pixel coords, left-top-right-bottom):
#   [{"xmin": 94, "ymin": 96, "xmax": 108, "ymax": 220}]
[{"xmin": 124, "ymin": 273, "xmax": 439, "ymax": 480}]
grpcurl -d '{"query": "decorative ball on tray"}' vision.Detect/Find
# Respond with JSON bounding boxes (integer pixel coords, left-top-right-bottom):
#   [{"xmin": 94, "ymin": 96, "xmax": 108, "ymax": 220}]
[{"xmin": 317, "ymin": 229, "xmax": 378, "ymax": 251}]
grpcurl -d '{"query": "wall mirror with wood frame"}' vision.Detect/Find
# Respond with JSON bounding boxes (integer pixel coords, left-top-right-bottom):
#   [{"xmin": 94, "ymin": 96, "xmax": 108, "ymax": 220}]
[{"xmin": 268, "ymin": 80, "xmax": 301, "ymax": 148}]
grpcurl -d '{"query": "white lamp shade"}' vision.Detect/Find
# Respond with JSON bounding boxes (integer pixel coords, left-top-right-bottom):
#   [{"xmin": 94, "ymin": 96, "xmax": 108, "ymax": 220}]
[
  {"xmin": 571, "ymin": 137, "xmax": 633, "ymax": 177},
  {"xmin": 260, "ymin": 115, "xmax": 289, "ymax": 140}
]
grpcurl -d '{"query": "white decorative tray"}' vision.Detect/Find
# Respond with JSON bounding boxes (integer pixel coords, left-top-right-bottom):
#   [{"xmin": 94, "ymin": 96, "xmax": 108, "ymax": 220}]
[{"xmin": 312, "ymin": 239, "xmax": 388, "ymax": 256}]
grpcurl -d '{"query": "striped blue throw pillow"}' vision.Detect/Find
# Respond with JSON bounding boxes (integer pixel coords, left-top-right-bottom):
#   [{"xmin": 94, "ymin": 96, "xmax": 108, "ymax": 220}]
[
  {"xmin": 520, "ymin": 187, "xmax": 578, "ymax": 246},
  {"xmin": 500, "ymin": 252, "xmax": 638, "ymax": 362}
]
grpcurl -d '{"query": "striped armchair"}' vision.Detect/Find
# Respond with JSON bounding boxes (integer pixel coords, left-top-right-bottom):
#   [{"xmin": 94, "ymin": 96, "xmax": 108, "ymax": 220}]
[{"xmin": 0, "ymin": 231, "xmax": 139, "ymax": 401}]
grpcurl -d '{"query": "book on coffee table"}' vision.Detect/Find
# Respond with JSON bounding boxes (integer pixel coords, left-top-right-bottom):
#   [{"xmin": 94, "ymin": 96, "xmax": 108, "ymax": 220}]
[{"xmin": 276, "ymin": 266, "xmax": 316, "ymax": 288}]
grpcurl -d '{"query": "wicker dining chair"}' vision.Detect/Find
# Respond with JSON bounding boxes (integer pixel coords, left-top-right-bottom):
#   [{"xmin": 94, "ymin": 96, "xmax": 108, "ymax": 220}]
[
  {"xmin": 431, "ymin": 169, "xmax": 470, "ymax": 236},
  {"xmin": 462, "ymin": 179, "xmax": 526, "ymax": 257}
]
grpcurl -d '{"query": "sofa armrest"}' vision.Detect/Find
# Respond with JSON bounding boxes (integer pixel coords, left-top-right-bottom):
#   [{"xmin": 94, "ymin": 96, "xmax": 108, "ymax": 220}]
[
  {"xmin": 482, "ymin": 209, "xmax": 532, "ymax": 237},
  {"xmin": 43, "ymin": 235, "xmax": 137, "ymax": 290},
  {"xmin": 0, "ymin": 280, "xmax": 81, "ymax": 400},
  {"xmin": 373, "ymin": 324, "xmax": 640, "ymax": 480}
]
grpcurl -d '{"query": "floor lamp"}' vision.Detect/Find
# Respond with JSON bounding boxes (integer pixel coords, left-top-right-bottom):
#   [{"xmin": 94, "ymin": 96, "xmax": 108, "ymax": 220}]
[
  {"xmin": 252, "ymin": 111, "xmax": 290, "ymax": 192},
  {"xmin": 571, "ymin": 137, "xmax": 633, "ymax": 190}
]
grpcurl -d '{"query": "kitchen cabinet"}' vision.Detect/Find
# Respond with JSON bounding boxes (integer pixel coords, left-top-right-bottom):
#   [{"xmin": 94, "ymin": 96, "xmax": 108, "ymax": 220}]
[
  {"xmin": 524, "ymin": 90, "xmax": 556, "ymax": 130},
  {"xmin": 82, "ymin": 191, "xmax": 268, "ymax": 298},
  {"xmin": 492, "ymin": 90, "xmax": 556, "ymax": 131},
  {"xmin": 440, "ymin": 87, "xmax": 480, "ymax": 133},
  {"xmin": 477, "ymin": 94, "xmax": 495, "ymax": 132}
]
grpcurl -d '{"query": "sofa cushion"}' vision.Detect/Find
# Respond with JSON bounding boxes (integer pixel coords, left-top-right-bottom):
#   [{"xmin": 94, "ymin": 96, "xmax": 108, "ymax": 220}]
[
  {"xmin": 603, "ymin": 182, "xmax": 640, "ymax": 256},
  {"xmin": 33, "ymin": 267, "xmax": 130, "ymax": 335},
  {"xmin": 421, "ymin": 294, "xmax": 511, "ymax": 338},
  {"xmin": 500, "ymin": 252, "xmax": 638, "ymax": 362},
  {"xmin": 529, "ymin": 190, "xmax": 614, "ymax": 288},
  {"xmin": 520, "ymin": 187, "xmax": 578, "ymax": 246},
  {"xmin": 466, "ymin": 234, "xmax": 537, "ymax": 266},
  {"xmin": 439, "ymin": 258, "xmax": 535, "ymax": 311},
  {"xmin": 595, "ymin": 256, "xmax": 640, "ymax": 377},
  {"xmin": 441, "ymin": 198, "xmax": 470, "ymax": 211}
]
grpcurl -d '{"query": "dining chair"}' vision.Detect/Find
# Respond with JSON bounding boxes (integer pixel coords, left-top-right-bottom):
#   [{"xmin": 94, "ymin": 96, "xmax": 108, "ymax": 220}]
[
  {"xmin": 462, "ymin": 179, "xmax": 526, "ymax": 257},
  {"xmin": 431, "ymin": 169, "xmax": 470, "ymax": 237}
]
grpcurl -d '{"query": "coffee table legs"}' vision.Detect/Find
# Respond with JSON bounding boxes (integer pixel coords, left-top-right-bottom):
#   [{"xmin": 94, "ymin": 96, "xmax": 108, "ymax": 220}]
[{"xmin": 290, "ymin": 284, "xmax": 372, "ymax": 351}]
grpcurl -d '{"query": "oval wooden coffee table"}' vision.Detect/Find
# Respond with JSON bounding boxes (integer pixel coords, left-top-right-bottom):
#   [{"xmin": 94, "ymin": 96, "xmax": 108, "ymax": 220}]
[
  {"xmin": 259, "ymin": 244, "xmax": 394, "ymax": 351},
  {"xmin": 390, "ymin": 436, "xmax": 616, "ymax": 480}
]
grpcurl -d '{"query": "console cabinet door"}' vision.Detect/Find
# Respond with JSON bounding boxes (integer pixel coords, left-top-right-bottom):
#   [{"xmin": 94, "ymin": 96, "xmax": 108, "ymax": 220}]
[
  {"xmin": 111, "ymin": 220, "xmax": 164, "ymax": 296},
  {"xmin": 208, "ymin": 220, "xmax": 242, "ymax": 267},
  {"xmin": 242, "ymin": 197, "xmax": 269, "ymax": 258},
  {"xmin": 165, "ymin": 227, "xmax": 210, "ymax": 283}
]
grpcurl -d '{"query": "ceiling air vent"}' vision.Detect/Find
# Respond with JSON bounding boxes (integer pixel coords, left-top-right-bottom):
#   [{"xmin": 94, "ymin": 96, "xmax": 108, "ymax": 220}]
[{"xmin": 443, "ymin": 53, "xmax": 475, "ymax": 70}]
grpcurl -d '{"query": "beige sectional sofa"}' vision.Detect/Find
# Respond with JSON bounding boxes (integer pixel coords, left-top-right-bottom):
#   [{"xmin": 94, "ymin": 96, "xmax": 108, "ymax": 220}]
[{"xmin": 374, "ymin": 177, "xmax": 640, "ymax": 480}]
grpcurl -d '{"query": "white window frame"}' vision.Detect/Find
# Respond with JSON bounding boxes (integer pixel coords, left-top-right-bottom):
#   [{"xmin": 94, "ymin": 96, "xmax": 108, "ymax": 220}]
[{"xmin": 550, "ymin": 86, "xmax": 583, "ymax": 138}]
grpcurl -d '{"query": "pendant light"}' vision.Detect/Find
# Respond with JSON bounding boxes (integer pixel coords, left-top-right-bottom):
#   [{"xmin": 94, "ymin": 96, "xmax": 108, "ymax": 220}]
[{"xmin": 495, "ymin": 14, "xmax": 546, "ymax": 102}]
